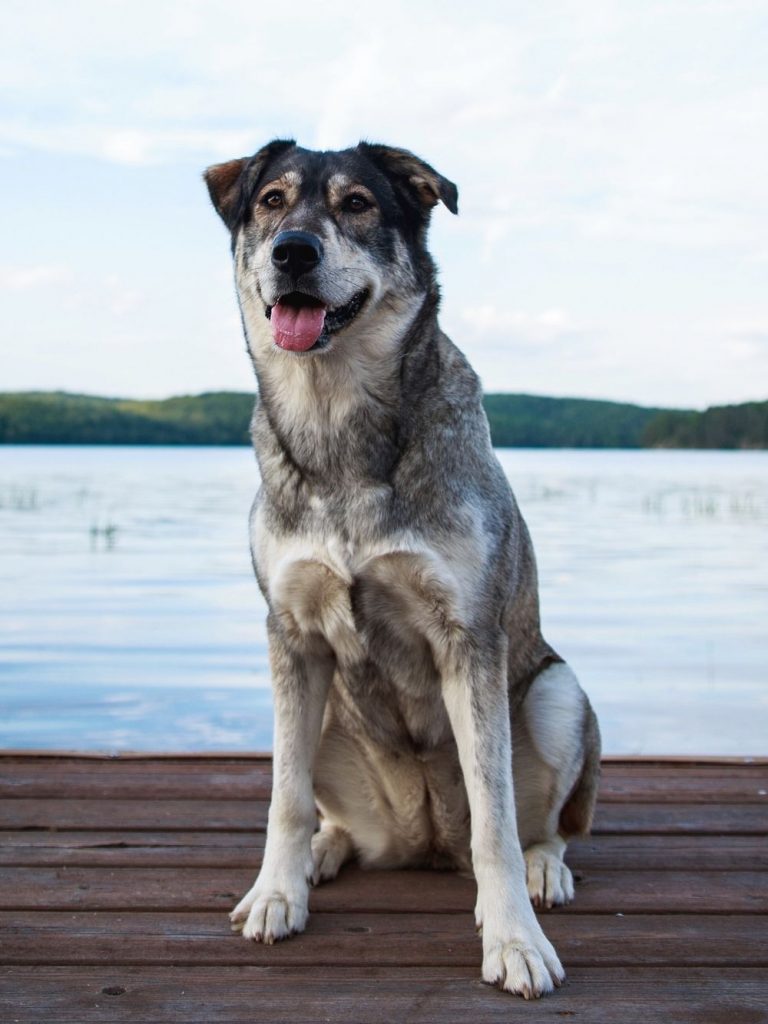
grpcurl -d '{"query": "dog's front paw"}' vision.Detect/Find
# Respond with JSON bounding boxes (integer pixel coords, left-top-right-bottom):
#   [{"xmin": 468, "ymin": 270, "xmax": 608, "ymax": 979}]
[
  {"xmin": 229, "ymin": 881, "xmax": 309, "ymax": 943},
  {"xmin": 525, "ymin": 842, "xmax": 575, "ymax": 908},
  {"xmin": 482, "ymin": 933, "xmax": 565, "ymax": 999}
]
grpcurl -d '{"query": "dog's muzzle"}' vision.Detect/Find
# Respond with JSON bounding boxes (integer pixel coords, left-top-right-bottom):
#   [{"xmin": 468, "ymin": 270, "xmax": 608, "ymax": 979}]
[{"xmin": 265, "ymin": 230, "xmax": 367, "ymax": 353}]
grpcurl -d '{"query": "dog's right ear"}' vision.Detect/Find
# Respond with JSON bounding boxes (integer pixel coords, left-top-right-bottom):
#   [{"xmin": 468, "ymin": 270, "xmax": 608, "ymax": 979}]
[
  {"xmin": 357, "ymin": 142, "xmax": 459, "ymax": 218},
  {"xmin": 204, "ymin": 139, "xmax": 296, "ymax": 230}
]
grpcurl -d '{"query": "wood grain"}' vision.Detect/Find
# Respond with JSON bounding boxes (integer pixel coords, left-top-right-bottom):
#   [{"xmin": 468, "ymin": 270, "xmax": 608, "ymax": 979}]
[
  {"xmin": 0, "ymin": 865, "xmax": 765, "ymax": 914},
  {"xmin": 0, "ymin": 755, "xmax": 765, "ymax": 1023},
  {"xmin": 3, "ymin": 797, "xmax": 766, "ymax": 833},
  {"xmin": 1, "ymin": 831, "xmax": 763, "ymax": 870},
  {"xmin": 0, "ymin": 966, "xmax": 765, "ymax": 1024},
  {"xmin": 2, "ymin": 757, "xmax": 766, "ymax": 801},
  {"xmin": 1, "ymin": 911, "xmax": 766, "ymax": 967}
]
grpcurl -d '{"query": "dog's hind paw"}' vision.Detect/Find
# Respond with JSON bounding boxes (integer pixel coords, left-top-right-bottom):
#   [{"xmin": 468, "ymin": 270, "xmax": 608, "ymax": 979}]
[
  {"xmin": 311, "ymin": 824, "xmax": 352, "ymax": 885},
  {"xmin": 230, "ymin": 884, "xmax": 308, "ymax": 943},
  {"xmin": 524, "ymin": 841, "xmax": 575, "ymax": 908}
]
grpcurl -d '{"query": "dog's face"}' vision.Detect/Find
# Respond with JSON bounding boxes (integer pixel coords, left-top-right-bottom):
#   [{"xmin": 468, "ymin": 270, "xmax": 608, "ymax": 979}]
[{"xmin": 205, "ymin": 141, "xmax": 457, "ymax": 359}]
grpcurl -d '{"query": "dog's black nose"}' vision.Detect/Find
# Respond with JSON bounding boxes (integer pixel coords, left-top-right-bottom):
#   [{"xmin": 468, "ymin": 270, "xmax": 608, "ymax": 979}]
[{"xmin": 271, "ymin": 230, "xmax": 323, "ymax": 276}]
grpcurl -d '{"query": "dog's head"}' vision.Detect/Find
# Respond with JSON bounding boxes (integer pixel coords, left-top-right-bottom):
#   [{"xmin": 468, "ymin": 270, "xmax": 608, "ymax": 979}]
[{"xmin": 205, "ymin": 141, "xmax": 457, "ymax": 358}]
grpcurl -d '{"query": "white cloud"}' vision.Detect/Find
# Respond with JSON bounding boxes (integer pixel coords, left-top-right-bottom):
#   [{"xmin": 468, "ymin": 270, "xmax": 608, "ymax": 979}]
[
  {"xmin": 0, "ymin": 264, "xmax": 72, "ymax": 290},
  {"xmin": 101, "ymin": 130, "xmax": 151, "ymax": 166},
  {"xmin": 0, "ymin": 119, "xmax": 258, "ymax": 165},
  {"xmin": 0, "ymin": 0, "xmax": 766, "ymax": 406},
  {"xmin": 459, "ymin": 305, "xmax": 584, "ymax": 346},
  {"xmin": 1, "ymin": 2, "xmax": 766, "ymax": 255}
]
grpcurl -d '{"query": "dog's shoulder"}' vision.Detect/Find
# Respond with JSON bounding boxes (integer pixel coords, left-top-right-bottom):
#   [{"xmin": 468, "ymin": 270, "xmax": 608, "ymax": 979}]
[{"xmin": 396, "ymin": 328, "xmax": 508, "ymax": 502}]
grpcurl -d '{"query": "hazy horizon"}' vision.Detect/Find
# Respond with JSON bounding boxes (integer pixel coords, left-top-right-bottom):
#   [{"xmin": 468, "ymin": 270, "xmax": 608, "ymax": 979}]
[{"xmin": 3, "ymin": 385, "xmax": 765, "ymax": 415}]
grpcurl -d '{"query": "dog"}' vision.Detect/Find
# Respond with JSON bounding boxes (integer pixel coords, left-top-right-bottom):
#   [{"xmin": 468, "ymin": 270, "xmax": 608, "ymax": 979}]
[{"xmin": 204, "ymin": 140, "xmax": 601, "ymax": 999}]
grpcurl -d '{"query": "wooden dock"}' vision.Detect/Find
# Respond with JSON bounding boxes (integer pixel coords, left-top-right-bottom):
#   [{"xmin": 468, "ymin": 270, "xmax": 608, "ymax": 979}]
[{"xmin": 0, "ymin": 754, "xmax": 766, "ymax": 1022}]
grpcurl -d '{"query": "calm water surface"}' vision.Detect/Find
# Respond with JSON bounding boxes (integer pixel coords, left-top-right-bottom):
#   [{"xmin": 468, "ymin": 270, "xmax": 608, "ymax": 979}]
[{"xmin": 1, "ymin": 446, "xmax": 766, "ymax": 754}]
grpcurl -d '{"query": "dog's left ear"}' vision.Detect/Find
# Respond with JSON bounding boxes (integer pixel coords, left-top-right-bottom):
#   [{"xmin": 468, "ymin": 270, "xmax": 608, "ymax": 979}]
[
  {"xmin": 204, "ymin": 158, "xmax": 249, "ymax": 227},
  {"xmin": 357, "ymin": 143, "xmax": 459, "ymax": 216},
  {"xmin": 204, "ymin": 139, "xmax": 296, "ymax": 230}
]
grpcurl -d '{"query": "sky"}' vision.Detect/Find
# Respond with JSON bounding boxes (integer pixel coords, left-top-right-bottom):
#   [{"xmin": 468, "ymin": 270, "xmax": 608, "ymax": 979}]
[{"xmin": 1, "ymin": 0, "xmax": 766, "ymax": 409}]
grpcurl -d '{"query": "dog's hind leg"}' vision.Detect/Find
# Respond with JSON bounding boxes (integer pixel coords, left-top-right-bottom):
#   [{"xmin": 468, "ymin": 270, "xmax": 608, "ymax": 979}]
[
  {"xmin": 313, "ymin": 717, "xmax": 434, "ymax": 871},
  {"xmin": 512, "ymin": 661, "xmax": 601, "ymax": 909},
  {"xmin": 311, "ymin": 820, "xmax": 353, "ymax": 885}
]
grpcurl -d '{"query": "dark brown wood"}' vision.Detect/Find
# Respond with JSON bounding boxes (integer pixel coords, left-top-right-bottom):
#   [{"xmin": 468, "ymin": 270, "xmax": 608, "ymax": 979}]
[
  {"xmin": 3, "ymin": 751, "xmax": 765, "ymax": 762},
  {"xmin": 0, "ymin": 755, "xmax": 766, "ymax": 1023},
  {"xmin": 592, "ymin": 802, "xmax": 768, "ymax": 833},
  {"xmin": 0, "ymin": 798, "xmax": 270, "ymax": 831},
  {"xmin": 1, "ymin": 831, "xmax": 764, "ymax": 870},
  {"xmin": 0, "ymin": 831, "xmax": 268, "ymax": 867},
  {"xmin": 1, "ymin": 911, "xmax": 766, "ymax": 967},
  {"xmin": 0, "ymin": 759, "xmax": 275, "ymax": 800},
  {"xmin": 3, "ymin": 756, "xmax": 766, "ymax": 801},
  {"xmin": 0, "ymin": 966, "xmax": 765, "ymax": 1023},
  {"xmin": 0, "ymin": 865, "xmax": 765, "ymax": 914},
  {"xmin": 597, "ymin": 770, "xmax": 768, "ymax": 803},
  {"xmin": 3, "ymin": 796, "xmax": 766, "ymax": 833}
]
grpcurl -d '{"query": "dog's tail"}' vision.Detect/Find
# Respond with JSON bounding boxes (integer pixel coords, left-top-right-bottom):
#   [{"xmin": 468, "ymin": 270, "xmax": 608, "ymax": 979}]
[{"xmin": 559, "ymin": 703, "xmax": 601, "ymax": 836}]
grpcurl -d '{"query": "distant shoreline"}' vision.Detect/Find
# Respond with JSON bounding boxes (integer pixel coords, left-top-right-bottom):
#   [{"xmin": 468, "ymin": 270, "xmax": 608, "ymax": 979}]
[{"xmin": 1, "ymin": 390, "xmax": 766, "ymax": 449}]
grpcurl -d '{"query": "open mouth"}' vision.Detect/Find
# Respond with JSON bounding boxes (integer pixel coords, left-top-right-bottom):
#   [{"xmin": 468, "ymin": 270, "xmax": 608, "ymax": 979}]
[{"xmin": 265, "ymin": 289, "xmax": 368, "ymax": 352}]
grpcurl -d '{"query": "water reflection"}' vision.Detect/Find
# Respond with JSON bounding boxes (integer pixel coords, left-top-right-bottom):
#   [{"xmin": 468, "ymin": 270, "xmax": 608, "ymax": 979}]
[{"xmin": 1, "ymin": 446, "xmax": 766, "ymax": 754}]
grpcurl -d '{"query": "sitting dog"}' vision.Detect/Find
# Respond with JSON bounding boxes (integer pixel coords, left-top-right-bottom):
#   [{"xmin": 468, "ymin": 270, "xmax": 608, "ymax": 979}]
[{"xmin": 204, "ymin": 140, "xmax": 601, "ymax": 999}]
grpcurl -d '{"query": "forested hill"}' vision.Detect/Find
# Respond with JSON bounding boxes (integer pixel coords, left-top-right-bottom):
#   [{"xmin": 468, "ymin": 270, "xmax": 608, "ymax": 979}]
[
  {"xmin": 0, "ymin": 392, "xmax": 255, "ymax": 445},
  {"xmin": 483, "ymin": 394, "xmax": 664, "ymax": 447},
  {"xmin": 0, "ymin": 391, "xmax": 766, "ymax": 448}
]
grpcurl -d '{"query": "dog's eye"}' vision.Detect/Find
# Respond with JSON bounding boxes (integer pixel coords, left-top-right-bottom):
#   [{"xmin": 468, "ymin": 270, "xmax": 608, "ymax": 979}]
[
  {"xmin": 261, "ymin": 191, "xmax": 284, "ymax": 209},
  {"xmin": 343, "ymin": 193, "xmax": 371, "ymax": 213}
]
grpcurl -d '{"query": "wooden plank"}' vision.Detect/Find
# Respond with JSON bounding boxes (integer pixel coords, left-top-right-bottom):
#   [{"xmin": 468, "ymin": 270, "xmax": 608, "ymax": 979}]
[
  {"xmin": 0, "ymin": 966, "xmax": 765, "ymax": 1023},
  {"xmin": 593, "ymin": 802, "xmax": 768, "ymax": 834},
  {"xmin": 0, "ymin": 798, "xmax": 270, "ymax": 831},
  {"xmin": 567, "ymin": 834, "xmax": 768, "ymax": 871},
  {"xmin": 1, "ymin": 911, "xmax": 765, "ymax": 968},
  {"xmin": 0, "ymin": 831, "xmax": 270, "ymax": 867},
  {"xmin": 0, "ymin": 759, "xmax": 765, "ymax": 1022},
  {"xmin": 597, "ymin": 771, "xmax": 768, "ymax": 803},
  {"xmin": 1, "ymin": 831, "xmax": 764, "ymax": 870},
  {"xmin": 1, "ymin": 761, "xmax": 765, "ymax": 1024},
  {"xmin": 2, "ymin": 796, "xmax": 765, "ymax": 833},
  {"xmin": 601, "ymin": 755, "xmax": 768, "ymax": 765},
  {"xmin": 3, "ymin": 752, "xmax": 765, "ymax": 763},
  {"xmin": 600, "ymin": 764, "xmax": 768, "ymax": 777},
  {"xmin": 0, "ymin": 865, "xmax": 765, "ymax": 914},
  {"xmin": 0, "ymin": 760, "xmax": 274, "ymax": 800},
  {"xmin": 0, "ymin": 751, "xmax": 272, "ymax": 760},
  {"xmin": 2, "ymin": 757, "xmax": 767, "ymax": 801}
]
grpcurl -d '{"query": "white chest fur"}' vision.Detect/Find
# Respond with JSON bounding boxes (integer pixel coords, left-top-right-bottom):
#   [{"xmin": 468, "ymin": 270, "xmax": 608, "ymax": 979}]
[{"xmin": 250, "ymin": 501, "xmax": 490, "ymax": 679}]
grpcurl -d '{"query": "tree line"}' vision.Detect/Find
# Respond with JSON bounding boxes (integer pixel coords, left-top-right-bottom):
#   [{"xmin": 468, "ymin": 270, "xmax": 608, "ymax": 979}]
[{"xmin": 0, "ymin": 390, "xmax": 765, "ymax": 448}]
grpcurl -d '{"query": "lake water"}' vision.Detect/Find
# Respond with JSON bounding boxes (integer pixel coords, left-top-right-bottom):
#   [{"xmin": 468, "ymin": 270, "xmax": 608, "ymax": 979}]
[{"xmin": 1, "ymin": 446, "xmax": 766, "ymax": 754}]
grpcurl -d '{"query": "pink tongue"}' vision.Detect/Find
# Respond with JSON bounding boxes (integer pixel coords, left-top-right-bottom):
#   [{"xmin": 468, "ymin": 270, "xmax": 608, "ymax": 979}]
[{"xmin": 270, "ymin": 300, "xmax": 327, "ymax": 351}]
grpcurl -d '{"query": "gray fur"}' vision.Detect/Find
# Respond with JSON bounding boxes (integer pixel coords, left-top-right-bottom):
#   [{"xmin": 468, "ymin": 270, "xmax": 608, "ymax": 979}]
[{"xmin": 205, "ymin": 140, "xmax": 601, "ymax": 998}]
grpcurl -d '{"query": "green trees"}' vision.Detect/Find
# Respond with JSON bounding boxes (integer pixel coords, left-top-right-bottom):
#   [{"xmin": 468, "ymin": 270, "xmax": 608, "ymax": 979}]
[
  {"xmin": 0, "ymin": 392, "xmax": 254, "ymax": 445},
  {"xmin": 641, "ymin": 402, "xmax": 768, "ymax": 449},
  {"xmin": 0, "ymin": 391, "xmax": 765, "ymax": 448},
  {"xmin": 482, "ymin": 394, "xmax": 664, "ymax": 447}
]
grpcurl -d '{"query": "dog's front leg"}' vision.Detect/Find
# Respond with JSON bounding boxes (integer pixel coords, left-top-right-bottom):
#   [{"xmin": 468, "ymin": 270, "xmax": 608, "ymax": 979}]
[
  {"xmin": 230, "ymin": 618, "xmax": 333, "ymax": 943},
  {"xmin": 441, "ymin": 639, "xmax": 565, "ymax": 998}
]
